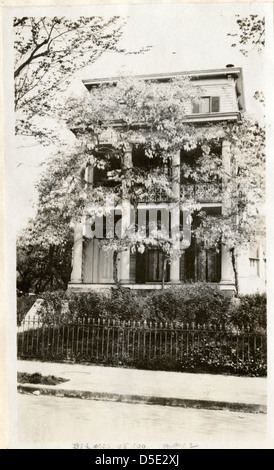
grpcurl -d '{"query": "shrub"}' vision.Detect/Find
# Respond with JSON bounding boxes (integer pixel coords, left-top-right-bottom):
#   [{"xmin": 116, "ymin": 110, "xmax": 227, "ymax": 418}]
[
  {"xmin": 35, "ymin": 290, "xmax": 67, "ymax": 323},
  {"xmin": 30, "ymin": 286, "xmax": 267, "ymax": 333},
  {"xmin": 145, "ymin": 283, "xmax": 231, "ymax": 326},
  {"xmin": 228, "ymin": 293, "xmax": 267, "ymax": 330},
  {"xmin": 66, "ymin": 290, "xmax": 104, "ymax": 321},
  {"xmin": 36, "ymin": 288, "xmax": 149, "ymax": 324},
  {"xmin": 17, "ymin": 295, "xmax": 39, "ymax": 325},
  {"xmin": 100, "ymin": 289, "xmax": 149, "ymax": 321}
]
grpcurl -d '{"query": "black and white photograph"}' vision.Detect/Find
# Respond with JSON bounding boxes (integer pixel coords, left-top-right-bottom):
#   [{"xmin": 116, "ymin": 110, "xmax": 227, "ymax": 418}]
[{"xmin": 1, "ymin": 0, "xmax": 274, "ymax": 450}]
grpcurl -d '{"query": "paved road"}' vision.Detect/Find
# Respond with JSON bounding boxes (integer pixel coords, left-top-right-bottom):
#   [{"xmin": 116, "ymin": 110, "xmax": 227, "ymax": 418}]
[{"xmin": 17, "ymin": 393, "xmax": 267, "ymax": 449}]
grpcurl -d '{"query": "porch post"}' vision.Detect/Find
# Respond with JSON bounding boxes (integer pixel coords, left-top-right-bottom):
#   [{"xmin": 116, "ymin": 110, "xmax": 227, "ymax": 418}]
[
  {"xmin": 220, "ymin": 140, "xmax": 235, "ymax": 291},
  {"xmin": 120, "ymin": 144, "xmax": 132, "ymax": 284},
  {"xmin": 70, "ymin": 221, "xmax": 83, "ymax": 283},
  {"xmin": 220, "ymin": 245, "xmax": 235, "ymax": 289},
  {"xmin": 170, "ymin": 150, "xmax": 180, "ymax": 283},
  {"xmin": 75, "ymin": 160, "xmax": 93, "ymax": 284}
]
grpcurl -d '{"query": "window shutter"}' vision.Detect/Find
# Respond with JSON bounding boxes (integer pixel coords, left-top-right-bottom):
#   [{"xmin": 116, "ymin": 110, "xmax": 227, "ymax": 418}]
[
  {"xmin": 249, "ymin": 246, "xmax": 259, "ymax": 259},
  {"xmin": 192, "ymin": 102, "xmax": 200, "ymax": 114},
  {"xmin": 211, "ymin": 96, "xmax": 220, "ymax": 112},
  {"xmin": 130, "ymin": 252, "xmax": 136, "ymax": 282}
]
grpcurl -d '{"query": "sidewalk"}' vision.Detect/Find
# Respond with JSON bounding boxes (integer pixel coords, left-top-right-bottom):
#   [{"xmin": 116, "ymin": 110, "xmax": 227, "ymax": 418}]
[{"xmin": 17, "ymin": 360, "xmax": 267, "ymax": 414}]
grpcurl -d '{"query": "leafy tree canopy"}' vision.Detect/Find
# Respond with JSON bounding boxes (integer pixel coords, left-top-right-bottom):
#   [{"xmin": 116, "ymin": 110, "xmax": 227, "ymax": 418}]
[
  {"xmin": 14, "ymin": 16, "xmax": 150, "ymax": 139},
  {"xmin": 228, "ymin": 14, "xmax": 265, "ymax": 57}
]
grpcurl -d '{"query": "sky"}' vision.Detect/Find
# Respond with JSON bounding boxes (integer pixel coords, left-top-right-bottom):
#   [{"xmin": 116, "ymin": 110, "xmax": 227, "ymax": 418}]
[{"xmin": 4, "ymin": 2, "xmax": 272, "ymax": 233}]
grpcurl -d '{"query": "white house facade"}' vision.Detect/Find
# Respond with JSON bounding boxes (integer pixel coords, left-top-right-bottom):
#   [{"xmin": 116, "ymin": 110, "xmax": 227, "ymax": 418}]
[{"xmin": 68, "ymin": 66, "xmax": 266, "ymax": 295}]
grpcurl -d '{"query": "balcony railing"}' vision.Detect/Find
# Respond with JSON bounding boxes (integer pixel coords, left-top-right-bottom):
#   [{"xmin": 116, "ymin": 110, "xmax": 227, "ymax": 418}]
[
  {"xmin": 181, "ymin": 183, "xmax": 222, "ymax": 203},
  {"xmin": 138, "ymin": 183, "xmax": 222, "ymax": 203},
  {"xmin": 138, "ymin": 187, "xmax": 173, "ymax": 203}
]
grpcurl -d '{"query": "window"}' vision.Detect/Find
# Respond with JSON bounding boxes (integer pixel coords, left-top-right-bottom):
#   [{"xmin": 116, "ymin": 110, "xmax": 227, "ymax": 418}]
[
  {"xmin": 180, "ymin": 208, "xmax": 222, "ymax": 283},
  {"xmin": 192, "ymin": 96, "xmax": 220, "ymax": 114},
  {"xmin": 93, "ymin": 146, "xmax": 121, "ymax": 187},
  {"xmin": 132, "ymin": 145, "xmax": 171, "ymax": 174},
  {"xmin": 135, "ymin": 249, "xmax": 170, "ymax": 283},
  {"xmin": 249, "ymin": 247, "xmax": 260, "ymax": 277}
]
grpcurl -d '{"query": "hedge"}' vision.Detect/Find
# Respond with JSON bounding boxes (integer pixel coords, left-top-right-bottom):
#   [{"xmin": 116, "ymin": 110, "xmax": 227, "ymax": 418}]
[{"xmin": 32, "ymin": 284, "xmax": 267, "ymax": 331}]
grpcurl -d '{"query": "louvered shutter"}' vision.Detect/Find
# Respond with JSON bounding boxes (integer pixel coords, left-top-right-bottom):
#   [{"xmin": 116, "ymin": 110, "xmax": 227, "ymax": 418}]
[
  {"xmin": 211, "ymin": 96, "xmax": 220, "ymax": 112},
  {"xmin": 192, "ymin": 102, "xmax": 200, "ymax": 114}
]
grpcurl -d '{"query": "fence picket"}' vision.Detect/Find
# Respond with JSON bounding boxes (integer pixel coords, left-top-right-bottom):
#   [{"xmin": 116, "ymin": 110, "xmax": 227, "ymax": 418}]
[
  {"xmin": 106, "ymin": 319, "xmax": 110, "ymax": 358},
  {"xmin": 87, "ymin": 319, "xmax": 90, "ymax": 359},
  {"xmin": 81, "ymin": 318, "xmax": 85, "ymax": 357},
  {"xmin": 132, "ymin": 321, "xmax": 136, "ymax": 358},
  {"xmin": 137, "ymin": 322, "xmax": 141, "ymax": 358},
  {"xmin": 96, "ymin": 318, "xmax": 100, "ymax": 360},
  {"xmin": 102, "ymin": 319, "xmax": 105, "ymax": 357}
]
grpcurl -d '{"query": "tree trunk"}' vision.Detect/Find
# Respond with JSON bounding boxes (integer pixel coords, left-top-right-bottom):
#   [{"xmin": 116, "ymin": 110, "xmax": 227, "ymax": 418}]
[
  {"xmin": 230, "ymin": 248, "xmax": 239, "ymax": 296},
  {"xmin": 161, "ymin": 256, "xmax": 167, "ymax": 289},
  {"xmin": 113, "ymin": 250, "xmax": 121, "ymax": 289}
]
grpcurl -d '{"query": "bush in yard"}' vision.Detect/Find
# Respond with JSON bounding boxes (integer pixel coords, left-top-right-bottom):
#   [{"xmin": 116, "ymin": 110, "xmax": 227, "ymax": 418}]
[
  {"xmin": 145, "ymin": 283, "xmax": 231, "ymax": 326},
  {"xmin": 99, "ymin": 288, "xmax": 149, "ymax": 321},
  {"xmin": 34, "ymin": 288, "xmax": 149, "ymax": 324},
  {"xmin": 35, "ymin": 289, "xmax": 67, "ymax": 323},
  {"xmin": 228, "ymin": 293, "xmax": 266, "ymax": 330},
  {"xmin": 28, "ymin": 286, "xmax": 266, "ymax": 332},
  {"xmin": 17, "ymin": 295, "xmax": 39, "ymax": 325},
  {"xmin": 65, "ymin": 290, "xmax": 104, "ymax": 321}
]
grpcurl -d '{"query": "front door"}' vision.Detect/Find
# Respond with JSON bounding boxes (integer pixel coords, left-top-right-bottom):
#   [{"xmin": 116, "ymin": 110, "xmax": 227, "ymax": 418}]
[
  {"xmin": 136, "ymin": 248, "xmax": 170, "ymax": 283},
  {"xmin": 83, "ymin": 239, "xmax": 114, "ymax": 283}
]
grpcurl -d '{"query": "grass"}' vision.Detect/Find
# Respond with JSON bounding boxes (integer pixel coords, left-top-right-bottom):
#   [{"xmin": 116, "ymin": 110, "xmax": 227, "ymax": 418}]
[{"xmin": 18, "ymin": 372, "xmax": 69, "ymax": 386}]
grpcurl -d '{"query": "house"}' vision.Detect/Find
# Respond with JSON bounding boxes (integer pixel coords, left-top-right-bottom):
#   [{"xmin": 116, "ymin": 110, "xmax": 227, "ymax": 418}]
[{"xmin": 68, "ymin": 66, "xmax": 266, "ymax": 295}]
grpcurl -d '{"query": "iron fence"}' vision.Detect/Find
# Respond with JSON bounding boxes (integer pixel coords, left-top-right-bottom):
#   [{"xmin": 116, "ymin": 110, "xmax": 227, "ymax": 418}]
[{"xmin": 17, "ymin": 317, "xmax": 267, "ymax": 373}]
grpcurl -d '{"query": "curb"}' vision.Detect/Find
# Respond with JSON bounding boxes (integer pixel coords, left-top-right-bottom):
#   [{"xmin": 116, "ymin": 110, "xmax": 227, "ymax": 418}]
[{"xmin": 17, "ymin": 384, "xmax": 267, "ymax": 415}]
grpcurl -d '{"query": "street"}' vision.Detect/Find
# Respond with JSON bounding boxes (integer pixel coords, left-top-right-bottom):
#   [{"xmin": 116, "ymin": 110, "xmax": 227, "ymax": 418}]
[{"xmin": 17, "ymin": 393, "xmax": 267, "ymax": 449}]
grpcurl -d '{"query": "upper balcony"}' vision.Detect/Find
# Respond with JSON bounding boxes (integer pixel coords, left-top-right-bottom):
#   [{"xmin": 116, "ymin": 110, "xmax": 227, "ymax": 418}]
[
  {"xmin": 181, "ymin": 182, "xmax": 222, "ymax": 203},
  {"xmin": 137, "ymin": 182, "xmax": 222, "ymax": 204}
]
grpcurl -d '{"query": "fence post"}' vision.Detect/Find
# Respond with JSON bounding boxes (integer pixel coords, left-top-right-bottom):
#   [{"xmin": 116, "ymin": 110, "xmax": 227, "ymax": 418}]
[
  {"xmin": 102, "ymin": 319, "xmax": 106, "ymax": 357},
  {"xmin": 186, "ymin": 323, "xmax": 189, "ymax": 360},
  {"xmin": 143, "ymin": 320, "xmax": 147, "ymax": 358},
  {"xmin": 132, "ymin": 321, "xmax": 136, "ymax": 358},
  {"xmin": 247, "ymin": 326, "xmax": 250, "ymax": 364}
]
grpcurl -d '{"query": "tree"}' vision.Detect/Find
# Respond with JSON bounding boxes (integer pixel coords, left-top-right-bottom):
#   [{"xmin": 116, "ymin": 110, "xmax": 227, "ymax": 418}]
[
  {"xmin": 17, "ymin": 221, "xmax": 73, "ymax": 294},
  {"xmin": 228, "ymin": 14, "xmax": 266, "ymax": 113},
  {"xmin": 228, "ymin": 14, "xmax": 265, "ymax": 57},
  {"xmin": 193, "ymin": 118, "xmax": 265, "ymax": 294},
  {"xmin": 19, "ymin": 75, "xmax": 203, "ymax": 289},
  {"xmin": 14, "ymin": 16, "xmax": 150, "ymax": 141}
]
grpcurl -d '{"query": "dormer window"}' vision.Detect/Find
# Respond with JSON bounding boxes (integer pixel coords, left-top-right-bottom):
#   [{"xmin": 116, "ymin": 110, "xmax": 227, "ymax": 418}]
[{"xmin": 192, "ymin": 96, "xmax": 220, "ymax": 114}]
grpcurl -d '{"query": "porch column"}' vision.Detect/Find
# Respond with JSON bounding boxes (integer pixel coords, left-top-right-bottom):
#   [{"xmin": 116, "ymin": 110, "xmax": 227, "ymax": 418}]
[
  {"xmin": 79, "ymin": 159, "xmax": 94, "ymax": 284},
  {"xmin": 170, "ymin": 150, "xmax": 180, "ymax": 282},
  {"xmin": 70, "ymin": 222, "xmax": 83, "ymax": 283},
  {"xmin": 220, "ymin": 140, "xmax": 235, "ymax": 291},
  {"xmin": 222, "ymin": 140, "xmax": 232, "ymax": 214},
  {"xmin": 221, "ymin": 245, "xmax": 235, "ymax": 286},
  {"xmin": 120, "ymin": 144, "xmax": 132, "ymax": 284}
]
